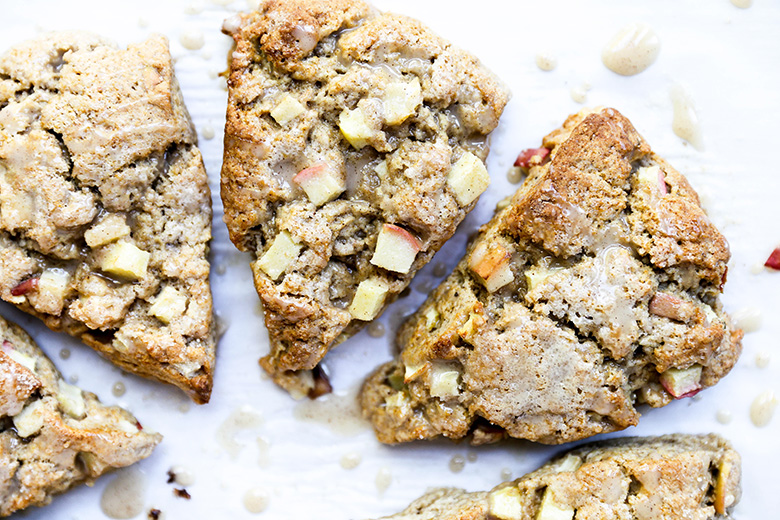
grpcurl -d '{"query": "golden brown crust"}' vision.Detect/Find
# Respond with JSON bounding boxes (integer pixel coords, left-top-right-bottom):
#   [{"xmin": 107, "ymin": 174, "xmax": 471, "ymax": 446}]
[
  {"xmin": 361, "ymin": 108, "xmax": 742, "ymax": 445},
  {"xmin": 221, "ymin": 0, "xmax": 509, "ymax": 395},
  {"xmin": 0, "ymin": 316, "xmax": 161, "ymax": 517},
  {"xmin": 375, "ymin": 434, "xmax": 740, "ymax": 520},
  {"xmin": 0, "ymin": 32, "xmax": 216, "ymax": 403}
]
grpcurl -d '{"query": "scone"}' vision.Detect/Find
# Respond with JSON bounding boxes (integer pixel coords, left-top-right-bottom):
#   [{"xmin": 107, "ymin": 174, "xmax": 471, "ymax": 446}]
[
  {"xmin": 0, "ymin": 32, "xmax": 216, "ymax": 403},
  {"xmin": 0, "ymin": 315, "xmax": 161, "ymax": 517},
  {"xmin": 361, "ymin": 108, "xmax": 742, "ymax": 444},
  {"xmin": 220, "ymin": 0, "xmax": 510, "ymax": 396},
  {"xmin": 374, "ymin": 434, "xmax": 741, "ymax": 520}
]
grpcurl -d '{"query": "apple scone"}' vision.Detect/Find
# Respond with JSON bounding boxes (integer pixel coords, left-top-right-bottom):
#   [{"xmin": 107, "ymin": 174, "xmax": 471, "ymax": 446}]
[
  {"xmin": 361, "ymin": 108, "xmax": 742, "ymax": 444},
  {"xmin": 0, "ymin": 32, "xmax": 216, "ymax": 403},
  {"xmin": 221, "ymin": 0, "xmax": 509, "ymax": 396},
  {"xmin": 0, "ymin": 315, "xmax": 161, "ymax": 517},
  {"xmin": 374, "ymin": 434, "xmax": 741, "ymax": 520}
]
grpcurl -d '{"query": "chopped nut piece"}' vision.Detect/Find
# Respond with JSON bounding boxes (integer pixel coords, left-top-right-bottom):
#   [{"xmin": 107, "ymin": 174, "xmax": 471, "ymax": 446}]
[
  {"xmin": 447, "ymin": 152, "xmax": 490, "ymax": 206},
  {"xmin": 173, "ymin": 488, "xmax": 191, "ymax": 500},
  {"xmin": 270, "ymin": 94, "xmax": 305, "ymax": 125},
  {"xmin": 256, "ymin": 231, "xmax": 302, "ymax": 280},
  {"xmin": 101, "ymin": 242, "xmax": 151, "ymax": 280}
]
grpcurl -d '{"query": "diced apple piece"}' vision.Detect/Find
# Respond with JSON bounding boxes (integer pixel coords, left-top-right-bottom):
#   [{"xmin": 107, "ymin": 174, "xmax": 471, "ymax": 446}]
[
  {"xmin": 537, "ymin": 488, "xmax": 574, "ymax": 520},
  {"xmin": 469, "ymin": 242, "xmax": 514, "ymax": 292},
  {"xmin": 765, "ymin": 246, "xmax": 780, "ymax": 270},
  {"xmin": 525, "ymin": 265, "xmax": 562, "ymax": 293},
  {"xmin": 714, "ymin": 459, "xmax": 738, "ymax": 515},
  {"xmin": 10, "ymin": 277, "xmax": 39, "ymax": 297},
  {"xmin": 488, "ymin": 485, "xmax": 523, "ymax": 520},
  {"xmin": 424, "ymin": 306, "xmax": 440, "ymax": 331},
  {"xmin": 374, "ymin": 160, "xmax": 389, "ymax": 181},
  {"xmin": 36, "ymin": 268, "xmax": 70, "ymax": 315},
  {"xmin": 457, "ymin": 314, "xmax": 479, "ymax": 340},
  {"xmin": 56, "ymin": 379, "xmax": 86, "ymax": 419},
  {"xmin": 430, "ymin": 363, "xmax": 461, "ymax": 398},
  {"xmin": 552, "ymin": 454, "xmax": 582, "ymax": 473},
  {"xmin": 101, "ymin": 242, "xmax": 150, "ymax": 280},
  {"xmin": 404, "ymin": 361, "xmax": 427, "ymax": 382},
  {"xmin": 270, "ymin": 94, "xmax": 306, "ymax": 126},
  {"xmin": 659, "ymin": 365, "xmax": 702, "ymax": 399},
  {"xmin": 84, "ymin": 214, "xmax": 131, "ymax": 248},
  {"xmin": 382, "ymin": 78, "xmax": 422, "ymax": 125},
  {"xmin": 13, "ymin": 399, "xmax": 46, "ymax": 438},
  {"xmin": 370, "ymin": 224, "xmax": 421, "ymax": 274},
  {"xmin": 514, "ymin": 147, "xmax": 550, "ymax": 169},
  {"xmin": 339, "ymin": 107, "xmax": 374, "ymax": 149},
  {"xmin": 2, "ymin": 341, "xmax": 37, "ymax": 373},
  {"xmin": 149, "ymin": 286, "xmax": 188, "ymax": 324},
  {"xmin": 636, "ymin": 165, "xmax": 667, "ymax": 194},
  {"xmin": 384, "ymin": 391, "xmax": 410, "ymax": 409},
  {"xmin": 349, "ymin": 277, "xmax": 390, "ymax": 321},
  {"xmin": 447, "ymin": 152, "xmax": 490, "ymax": 206},
  {"xmin": 292, "ymin": 163, "xmax": 345, "ymax": 206},
  {"xmin": 256, "ymin": 231, "xmax": 302, "ymax": 281}
]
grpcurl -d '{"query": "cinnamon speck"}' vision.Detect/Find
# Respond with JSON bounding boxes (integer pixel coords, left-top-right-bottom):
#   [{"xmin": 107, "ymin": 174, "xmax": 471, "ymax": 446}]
[
  {"xmin": 148, "ymin": 509, "xmax": 161, "ymax": 520},
  {"xmin": 173, "ymin": 488, "xmax": 191, "ymax": 500}
]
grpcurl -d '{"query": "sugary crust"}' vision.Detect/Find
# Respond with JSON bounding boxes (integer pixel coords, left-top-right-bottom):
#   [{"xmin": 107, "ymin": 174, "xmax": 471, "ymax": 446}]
[
  {"xmin": 0, "ymin": 32, "xmax": 215, "ymax": 403},
  {"xmin": 375, "ymin": 434, "xmax": 740, "ymax": 520},
  {"xmin": 361, "ymin": 108, "xmax": 742, "ymax": 444},
  {"xmin": 0, "ymin": 315, "xmax": 161, "ymax": 517},
  {"xmin": 221, "ymin": 0, "xmax": 509, "ymax": 395}
]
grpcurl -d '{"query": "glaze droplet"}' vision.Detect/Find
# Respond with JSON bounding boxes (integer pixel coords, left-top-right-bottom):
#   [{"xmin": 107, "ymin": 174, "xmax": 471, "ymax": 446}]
[{"xmin": 602, "ymin": 23, "xmax": 660, "ymax": 76}]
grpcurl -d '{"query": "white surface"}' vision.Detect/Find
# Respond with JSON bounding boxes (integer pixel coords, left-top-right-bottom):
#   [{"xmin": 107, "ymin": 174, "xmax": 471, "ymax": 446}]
[{"xmin": 2, "ymin": 0, "xmax": 779, "ymax": 518}]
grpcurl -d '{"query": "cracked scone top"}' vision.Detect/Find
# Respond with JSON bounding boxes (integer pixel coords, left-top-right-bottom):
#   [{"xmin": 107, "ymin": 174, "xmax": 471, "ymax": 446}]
[
  {"xmin": 361, "ymin": 108, "xmax": 742, "ymax": 445},
  {"xmin": 0, "ymin": 32, "xmax": 216, "ymax": 403},
  {"xmin": 0, "ymin": 315, "xmax": 161, "ymax": 517},
  {"xmin": 221, "ymin": 0, "xmax": 510, "ymax": 396},
  {"xmin": 373, "ymin": 434, "xmax": 741, "ymax": 520}
]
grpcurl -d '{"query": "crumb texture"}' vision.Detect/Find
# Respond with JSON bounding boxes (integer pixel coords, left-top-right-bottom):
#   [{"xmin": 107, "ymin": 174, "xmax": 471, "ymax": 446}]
[
  {"xmin": 361, "ymin": 108, "xmax": 742, "ymax": 444},
  {"xmin": 373, "ymin": 434, "xmax": 741, "ymax": 520},
  {"xmin": 221, "ymin": 0, "xmax": 509, "ymax": 395},
  {"xmin": 0, "ymin": 32, "xmax": 215, "ymax": 402},
  {"xmin": 0, "ymin": 316, "xmax": 161, "ymax": 517}
]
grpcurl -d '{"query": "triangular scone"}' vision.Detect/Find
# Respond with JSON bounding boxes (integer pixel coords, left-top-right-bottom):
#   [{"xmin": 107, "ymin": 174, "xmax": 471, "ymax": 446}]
[
  {"xmin": 0, "ymin": 315, "xmax": 161, "ymax": 517},
  {"xmin": 374, "ymin": 434, "xmax": 741, "ymax": 520},
  {"xmin": 0, "ymin": 32, "xmax": 216, "ymax": 403},
  {"xmin": 221, "ymin": 0, "xmax": 509, "ymax": 396},
  {"xmin": 361, "ymin": 108, "xmax": 742, "ymax": 444}
]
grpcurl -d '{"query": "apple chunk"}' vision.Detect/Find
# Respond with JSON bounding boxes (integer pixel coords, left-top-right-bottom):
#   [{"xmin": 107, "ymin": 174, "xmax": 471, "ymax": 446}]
[
  {"xmin": 537, "ymin": 487, "xmax": 574, "ymax": 520},
  {"xmin": 469, "ymin": 242, "xmax": 513, "ymax": 292},
  {"xmin": 270, "ymin": 94, "xmax": 306, "ymax": 126},
  {"xmin": 659, "ymin": 364, "xmax": 702, "ymax": 399},
  {"xmin": 370, "ymin": 223, "xmax": 421, "ymax": 274},
  {"xmin": 488, "ymin": 485, "xmax": 523, "ymax": 520},
  {"xmin": 447, "ymin": 151, "xmax": 490, "ymax": 206},
  {"xmin": 257, "ymin": 231, "xmax": 302, "ymax": 281},
  {"xmin": 382, "ymin": 78, "xmax": 422, "ymax": 125},
  {"xmin": 339, "ymin": 107, "xmax": 374, "ymax": 149},
  {"xmin": 349, "ymin": 277, "xmax": 390, "ymax": 321},
  {"xmin": 101, "ymin": 242, "xmax": 150, "ymax": 280},
  {"xmin": 149, "ymin": 286, "xmax": 188, "ymax": 324},
  {"xmin": 292, "ymin": 163, "xmax": 345, "ymax": 206}
]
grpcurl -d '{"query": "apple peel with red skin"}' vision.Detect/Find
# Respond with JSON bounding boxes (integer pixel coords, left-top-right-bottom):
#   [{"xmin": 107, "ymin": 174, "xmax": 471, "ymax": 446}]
[
  {"xmin": 514, "ymin": 147, "xmax": 550, "ymax": 169},
  {"xmin": 765, "ymin": 246, "xmax": 780, "ymax": 270}
]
